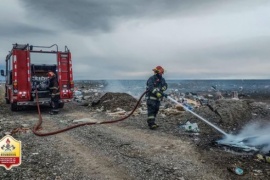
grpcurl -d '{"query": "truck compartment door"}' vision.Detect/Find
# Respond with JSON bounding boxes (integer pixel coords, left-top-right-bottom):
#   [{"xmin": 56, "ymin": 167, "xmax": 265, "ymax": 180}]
[
  {"xmin": 58, "ymin": 52, "xmax": 73, "ymax": 98},
  {"xmin": 13, "ymin": 49, "xmax": 31, "ymax": 101}
]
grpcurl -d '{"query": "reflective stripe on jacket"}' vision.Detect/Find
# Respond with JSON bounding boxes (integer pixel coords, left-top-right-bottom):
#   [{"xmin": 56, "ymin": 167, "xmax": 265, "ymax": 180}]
[{"xmin": 146, "ymin": 74, "xmax": 167, "ymax": 101}]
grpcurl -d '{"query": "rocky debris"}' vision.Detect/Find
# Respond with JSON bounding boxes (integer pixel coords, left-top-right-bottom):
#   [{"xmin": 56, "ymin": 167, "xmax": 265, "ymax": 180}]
[
  {"xmin": 73, "ymin": 89, "xmax": 268, "ymax": 133},
  {"xmin": 106, "ymin": 109, "xmax": 127, "ymax": 116},
  {"xmin": 91, "ymin": 92, "xmax": 139, "ymax": 111},
  {"xmin": 1, "ymin": 83, "xmax": 270, "ymax": 179},
  {"xmin": 207, "ymin": 99, "xmax": 253, "ymax": 126},
  {"xmin": 73, "ymin": 89, "xmax": 104, "ymax": 106},
  {"xmin": 92, "ymin": 93, "xmax": 188, "ymax": 117},
  {"xmin": 182, "ymin": 99, "xmax": 252, "ymax": 122},
  {"xmin": 160, "ymin": 106, "xmax": 184, "ymax": 116},
  {"xmin": 249, "ymin": 101, "xmax": 270, "ymax": 118},
  {"xmin": 176, "ymin": 99, "xmax": 262, "ymax": 135},
  {"xmin": 72, "ymin": 118, "xmax": 101, "ymax": 123},
  {"xmin": 75, "ymin": 80, "xmax": 106, "ymax": 89}
]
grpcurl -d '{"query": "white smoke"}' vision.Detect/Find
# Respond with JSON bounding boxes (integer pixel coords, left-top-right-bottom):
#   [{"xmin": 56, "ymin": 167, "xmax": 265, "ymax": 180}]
[
  {"xmin": 104, "ymin": 80, "xmax": 145, "ymax": 98},
  {"xmin": 222, "ymin": 121, "xmax": 270, "ymax": 153},
  {"xmin": 104, "ymin": 80, "xmax": 126, "ymax": 93}
]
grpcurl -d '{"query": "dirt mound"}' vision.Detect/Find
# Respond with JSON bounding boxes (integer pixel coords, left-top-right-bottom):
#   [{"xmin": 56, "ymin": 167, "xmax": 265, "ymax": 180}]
[
  {"xmin": 180, "ymin": 99, "xmax": 254, "ymax": 134},
  {"xmin": 207, "ymin": 99, "xmax": 252, "ymax": 126},
  {"xmin": 92, "ymin": 92, "xmax": 139, "ymax": 111}
]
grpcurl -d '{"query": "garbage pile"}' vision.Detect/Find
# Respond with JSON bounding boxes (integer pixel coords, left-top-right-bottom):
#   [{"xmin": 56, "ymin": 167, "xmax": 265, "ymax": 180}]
[{"xmin": 91, "ymin": 92, "xmax": 139, "ymax": 112}]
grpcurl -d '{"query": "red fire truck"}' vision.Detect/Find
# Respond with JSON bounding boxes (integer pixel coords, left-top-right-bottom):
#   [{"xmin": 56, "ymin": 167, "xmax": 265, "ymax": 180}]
[{"xmin": 0, "ymin": 44, "xmax": 74, "ymax": 111}]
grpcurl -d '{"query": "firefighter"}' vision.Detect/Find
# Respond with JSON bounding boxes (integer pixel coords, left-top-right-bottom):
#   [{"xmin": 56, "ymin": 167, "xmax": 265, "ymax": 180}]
[
  {"xmin": 47, "ymin": 71, "xmax": 60, "ymax": 115},
  {"xmin": 146, "ymin": 66, "xmax": 168, "ymax": 130}
]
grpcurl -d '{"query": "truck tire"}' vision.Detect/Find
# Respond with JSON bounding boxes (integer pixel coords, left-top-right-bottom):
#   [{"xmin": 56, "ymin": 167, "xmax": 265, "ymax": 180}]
[
  {"xmin": 11, "ymin": 103, "xmax": 18, "ymax": 111},
  {"xmin": 59, "ymin": 103, "xmax": 64, "ymax": 108}
]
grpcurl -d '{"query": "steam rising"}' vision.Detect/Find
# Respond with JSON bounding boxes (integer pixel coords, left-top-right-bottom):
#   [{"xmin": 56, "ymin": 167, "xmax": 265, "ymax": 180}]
[
  {"xmin": 222, "ymin": 121, "xmax": 270, "ymax": 153},
  {"xmin": 104, "ymin": 80, "xmax": 126, "ymax": 93},
  {"xmin": 104, "ymin": 80, "xmax": 145, "ymax": 98}
]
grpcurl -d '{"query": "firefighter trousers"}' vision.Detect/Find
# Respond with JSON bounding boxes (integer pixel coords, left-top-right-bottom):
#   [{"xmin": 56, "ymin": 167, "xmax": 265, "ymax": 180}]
[
  {"xmin": 146, "ymin": 99, "xmax": 160, "ymax": 126},
  {"xmin": 51, "ymin": 95, "xmax": 60, "ymax": 113}
]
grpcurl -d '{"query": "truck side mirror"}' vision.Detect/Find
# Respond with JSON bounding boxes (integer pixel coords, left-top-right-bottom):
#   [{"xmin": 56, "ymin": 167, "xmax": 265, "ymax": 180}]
[{"xmin": 0, "ymin": 70, "xmax": 4, "ymax": 76}]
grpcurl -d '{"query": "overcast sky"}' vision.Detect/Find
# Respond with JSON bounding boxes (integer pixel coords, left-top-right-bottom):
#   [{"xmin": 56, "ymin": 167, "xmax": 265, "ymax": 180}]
[{"xmin": 1, "ymin": 0, "xmax": 270, "ymax": 80}]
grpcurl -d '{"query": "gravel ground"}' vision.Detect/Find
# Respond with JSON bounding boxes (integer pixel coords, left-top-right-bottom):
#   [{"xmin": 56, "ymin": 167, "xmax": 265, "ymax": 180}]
[{"xmin": 0, "ymin": 85, "xmax": 270, "ymax": 180}]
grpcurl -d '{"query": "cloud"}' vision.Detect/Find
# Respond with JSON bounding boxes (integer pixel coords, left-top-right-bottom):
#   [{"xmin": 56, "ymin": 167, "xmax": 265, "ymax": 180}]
[
  {"xmin": 0, "ymin": 23, "xmax": 57, "ymax": 38},
  {"xmin": 20, "ymin": 0, "xmax": 269, "ymax": 33},
  {"xmin": 166, "ymin": 36, "xmax": 270, "ymax": 79},
  {"xmin": 1, "ymin": 0, "xmax": 270, "ymax": 79}
]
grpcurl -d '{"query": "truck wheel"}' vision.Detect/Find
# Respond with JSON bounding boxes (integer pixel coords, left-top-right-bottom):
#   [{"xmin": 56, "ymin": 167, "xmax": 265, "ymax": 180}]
[
  {"xmin": 11, "ymin": 103, "xmax": 18, "ymax": 111},
  {"xmin": 59, "ymin": 103, "xmax": 64, "ymax": 108}
]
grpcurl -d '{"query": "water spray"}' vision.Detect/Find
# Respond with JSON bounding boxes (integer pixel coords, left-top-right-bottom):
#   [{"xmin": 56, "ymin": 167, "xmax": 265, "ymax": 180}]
[
  {"xmin": 167, "ymin": 96, "xmax": 228, "ymax": 136},
  {"xmin": 167, "ymin": 96, "xmax": 269, "ymax": 152}
]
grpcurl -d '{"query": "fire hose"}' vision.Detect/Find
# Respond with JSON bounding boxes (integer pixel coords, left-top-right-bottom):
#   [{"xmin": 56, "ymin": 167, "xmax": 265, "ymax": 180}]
[
  {"xmin": 13, "ymin": 89, "xmax": 227, "ymax": 137},
  {"xmin": 32, "ymin": 90, "xmax": 148, "ymax": 136}
]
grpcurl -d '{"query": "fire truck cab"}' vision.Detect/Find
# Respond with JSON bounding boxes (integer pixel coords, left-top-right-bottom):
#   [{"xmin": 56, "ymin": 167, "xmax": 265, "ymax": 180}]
[{"xmin": 0, "ymin": 44, "xmax": 74, "ymax": 111}]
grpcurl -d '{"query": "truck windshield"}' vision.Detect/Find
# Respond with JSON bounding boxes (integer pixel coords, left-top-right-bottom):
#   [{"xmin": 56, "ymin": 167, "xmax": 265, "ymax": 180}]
[{"xmin": 30, "ymin": 53, "xmax": 57, "ymax": 65}]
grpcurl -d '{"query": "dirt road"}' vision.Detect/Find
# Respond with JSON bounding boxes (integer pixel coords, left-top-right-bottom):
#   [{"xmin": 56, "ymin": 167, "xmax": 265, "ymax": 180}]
[{"xmin": 0, "ymin": 86, "xmax": 269, "ymax": 179}]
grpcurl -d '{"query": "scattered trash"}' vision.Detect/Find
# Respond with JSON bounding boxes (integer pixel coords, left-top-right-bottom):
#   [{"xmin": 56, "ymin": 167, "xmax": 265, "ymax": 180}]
[
  {"xmin": 232, "ymin": 91, "xmax": 239, "ymax": 100},
  {"xmin": 180, "ymin": 121, "xmax": 200, "ymax": 132},
  {"xmin": 168, "ymin": 96, "xmax": 227, "ymax": 136},
  {"xmin": 74, "ymin": 90, "xmax": 83, "ymax": 97},
  {"xmin": 175, "ymin": 105, "xmax": 185, "ymax": 111},
  {"xmin": 253, "ymin": 169, "xmax": 262, "ymax": 173},
  {"xmin": 196, "ymin": 97, "xmax": 208, "ymax": 105},
  {"xmin": 183, "ymin": 103, "xmax": 193, "ymax": 110},
  {"xmin": 217, "ymin": 139, "xmax": 259, "ymax": 152},
  {"xmin": 73, "ymin": 90, "xmax": 83, "ymax": 103},
  {"xmin": 227, "ymin": 166, "xmax": 244, "ymax": 176},
  {"xmin": 137, "ymin": 107, "xmax": 147, "ymax": 115},
  {"xmin": 4, "ymin": 132, "xmax": 11, "ymax": 135},
  {"xmin": 267, "ymin": 156, "xmax": 270, "ymax": 163},
  {"xmin": 73, "ymin": 118, "xmax": 100, "ymax": 123},
  {"xmin": 177, "ymin": 98, "xmax": 197, "ymax": 110},
  {"xmin": 11, "ymin": 127, "xmax": 31, "ymax": 134},
  {"xmin": 107, "ymin": 110, "xmax": 126, "ymax": 116},
  {"xmin": 21, "ymin": 124, "xmax": 30, "ymax": 128},
  {"xmin": 254, "ymin": 154, "xmax": 270, "ymax": 163},
  {"xmin": 253, "ymin": 169, "xmax": 263, "ymax": 176}
]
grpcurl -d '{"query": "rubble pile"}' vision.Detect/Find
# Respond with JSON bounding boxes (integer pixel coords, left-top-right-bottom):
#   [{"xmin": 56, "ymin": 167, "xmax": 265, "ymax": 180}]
[
  {"xmin": 1, "ymin": 82, "xmax": 270, "ymax": 179},
  {"xmin": 92, "ymin": 92, "xmax": 139, "ymax": 111},
  {"xmin": 72, "ymin": 86, "xmax": 270, "ymax": 136},
  {"xmin": 249, "ymin": 101, "xmax": 270, "ymax": 118},
  {"xmin": 206, "ymin": 99, "xmax": 253, "ymax": 126},
  {"xmin": 180, "ymin": 99, "xmax": 263, "ymax": 134}
]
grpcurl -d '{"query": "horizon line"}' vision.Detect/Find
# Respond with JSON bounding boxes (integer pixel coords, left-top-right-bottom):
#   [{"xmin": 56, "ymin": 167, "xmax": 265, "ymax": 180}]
[{"xmin": 73, "ymin": 78, "xmax": 270, "ymax": 81}]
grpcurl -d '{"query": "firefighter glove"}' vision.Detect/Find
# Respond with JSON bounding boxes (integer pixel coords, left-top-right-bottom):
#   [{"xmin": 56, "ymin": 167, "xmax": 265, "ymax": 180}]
[
  {"xmin": 161, "ymin": 86, "xmax": 167, "ymax": 91},
  {"xmin": 156, "ymin": 92, "xmax": 162, "ymax": 98}
]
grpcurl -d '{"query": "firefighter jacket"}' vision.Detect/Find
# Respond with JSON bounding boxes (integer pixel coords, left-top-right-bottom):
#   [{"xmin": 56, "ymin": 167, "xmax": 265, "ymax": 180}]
[
  {"xmin": 146, "ymin": 74, "xmax": 167, "ymax": 101},
  {"xmin": 48, "ymin": 76, "xmax": 60, "ymax": 97}
]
